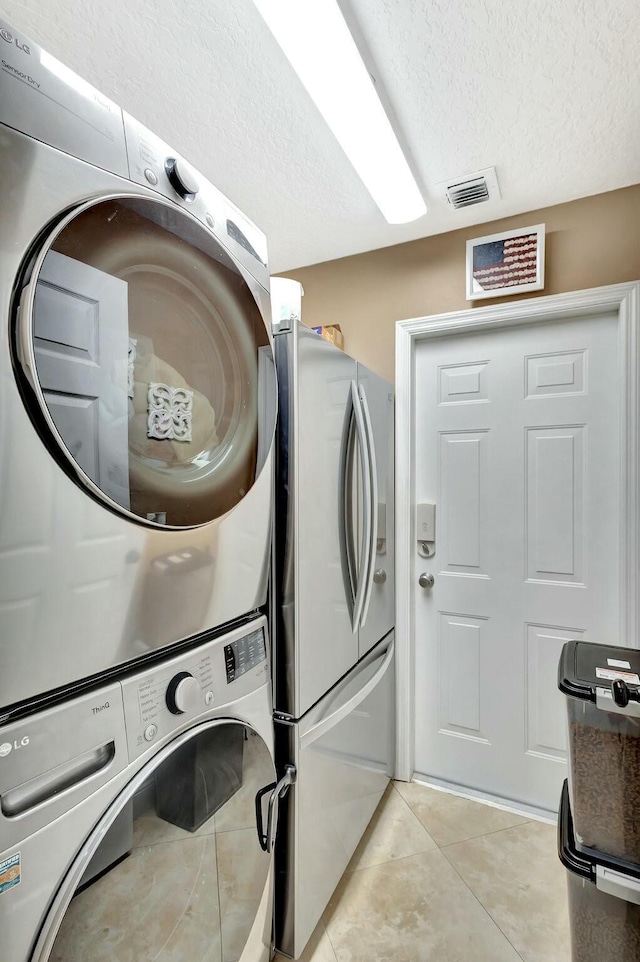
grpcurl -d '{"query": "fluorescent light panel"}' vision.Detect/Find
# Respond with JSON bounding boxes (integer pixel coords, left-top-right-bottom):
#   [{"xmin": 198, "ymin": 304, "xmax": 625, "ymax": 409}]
[{"xmin": 252, "ymin": 0, "xmax": 427, "ymax": 224}]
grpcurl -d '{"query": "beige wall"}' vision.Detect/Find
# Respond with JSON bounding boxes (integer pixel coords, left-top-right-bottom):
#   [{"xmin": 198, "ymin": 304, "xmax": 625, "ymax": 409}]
[{"xmin": 279, "ymin": 186, "xmax": 640, "ymax": 384}]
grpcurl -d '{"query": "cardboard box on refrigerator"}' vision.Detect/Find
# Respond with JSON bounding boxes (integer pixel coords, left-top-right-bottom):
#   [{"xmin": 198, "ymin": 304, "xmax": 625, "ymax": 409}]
[{"xmin": 311, "ymin": 324, "xmax": 344, "ymax": 350}]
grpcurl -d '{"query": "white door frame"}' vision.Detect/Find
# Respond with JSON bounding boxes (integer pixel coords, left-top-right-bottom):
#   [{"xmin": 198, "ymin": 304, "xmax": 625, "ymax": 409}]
[{"xmin": 395, "ymin": 282, "xmax": 640, "ymax": 782}]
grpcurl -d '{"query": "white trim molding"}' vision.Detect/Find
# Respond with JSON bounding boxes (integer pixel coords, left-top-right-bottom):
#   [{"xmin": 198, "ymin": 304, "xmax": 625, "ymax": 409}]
[
  {"xmin": 394, "ymin": 282, "xmax": 640, "ymax": 783},
  {"xmin": 411, "ymin": 773, "xmax": 556, "ymax": 824}
]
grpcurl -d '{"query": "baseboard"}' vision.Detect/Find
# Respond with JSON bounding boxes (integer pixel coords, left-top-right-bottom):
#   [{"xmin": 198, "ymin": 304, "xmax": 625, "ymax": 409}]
[{"xmin": 409, "ymin": 772, "xmax": 558, "ymax": 825}]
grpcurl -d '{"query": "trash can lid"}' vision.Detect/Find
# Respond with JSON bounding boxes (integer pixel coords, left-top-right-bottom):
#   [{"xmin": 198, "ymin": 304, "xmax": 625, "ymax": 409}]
[
  {"xmin": 558, "ymin": 641, "xmax": 640, "ymax": 702},
  {"xmin": 558, "ymin": 780, "xmax": 640, "ymax": 898}
]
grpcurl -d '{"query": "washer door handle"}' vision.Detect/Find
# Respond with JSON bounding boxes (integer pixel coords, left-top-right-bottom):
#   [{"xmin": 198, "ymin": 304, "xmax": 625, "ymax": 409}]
[{"xmin": 255, "ymin": 764, "xmax": 296, "ymax": 853}]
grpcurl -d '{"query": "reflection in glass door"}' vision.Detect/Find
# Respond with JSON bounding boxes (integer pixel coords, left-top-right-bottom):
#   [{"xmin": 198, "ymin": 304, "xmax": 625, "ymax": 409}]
[
  {"xmin": 46, "ymin": 724, "xmax": 275, "ymax": 962},
  {"xmin": 21, "ymin": 196, "xmax": 275, "ymax": 528}
]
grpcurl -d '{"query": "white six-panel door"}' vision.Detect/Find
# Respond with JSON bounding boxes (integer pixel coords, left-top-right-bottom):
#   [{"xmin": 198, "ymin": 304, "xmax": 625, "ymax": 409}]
[
  {"xmin": 33, "ymin": 250, "xmax": 130, "ymax": 508},
  {"xmin": 413, "ymin": 311, "xmax": 620, "ymax": 811}
]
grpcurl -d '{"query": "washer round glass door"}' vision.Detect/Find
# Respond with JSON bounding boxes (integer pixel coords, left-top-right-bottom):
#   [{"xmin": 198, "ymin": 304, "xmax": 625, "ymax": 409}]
[
  {"xmin": 17, "ymin": 196, "xmax": 275, "ymax": 527},
  {"xmin": 37, "ymin": 721, "xmax": 275, "ymax": 962}
]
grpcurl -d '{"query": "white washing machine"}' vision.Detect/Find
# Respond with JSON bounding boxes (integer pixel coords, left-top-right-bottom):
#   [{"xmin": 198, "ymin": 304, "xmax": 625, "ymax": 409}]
[
  {"xmin": 0, "ymin": 19, "xmax": 277, "ymax": 716},
  {"xmin": 0, "ymin": 614, "xmax": 293, "ymax": 962}
]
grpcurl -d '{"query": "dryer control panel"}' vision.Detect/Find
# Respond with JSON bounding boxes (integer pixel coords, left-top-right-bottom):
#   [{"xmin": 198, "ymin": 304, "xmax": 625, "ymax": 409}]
[
  {"xmin": 0, "ymin": 17, "xmax": 128, "ymax": 176},
  {"xmin": 121, "ymin": 112, "xmax": 269, "ymax": 290},
  {"xmin": 121, "ymin": 616, "xmax": 270, "ymax": 761},
  {"xmin": 0, "ymin": 17, "xmax": 269, "ymax": 292}
]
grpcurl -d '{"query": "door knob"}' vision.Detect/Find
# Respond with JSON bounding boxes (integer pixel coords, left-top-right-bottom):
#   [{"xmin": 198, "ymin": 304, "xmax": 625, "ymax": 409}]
[
  {"xmin": 373, "ymin": 568, "xmax": 387, "ymax": 584},
  {"xmin": 418, "ymin": 572, "xmax": 435, "ymax": 589}
]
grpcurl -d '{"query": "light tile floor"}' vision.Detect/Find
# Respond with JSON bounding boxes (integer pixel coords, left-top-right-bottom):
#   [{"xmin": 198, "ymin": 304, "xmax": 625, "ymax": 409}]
[{"xmin": 276, "ymin": 780, "xmax": 570, "ymax": 962}]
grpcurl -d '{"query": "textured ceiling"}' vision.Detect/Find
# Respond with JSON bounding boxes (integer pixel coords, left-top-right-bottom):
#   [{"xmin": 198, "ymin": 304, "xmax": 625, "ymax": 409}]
[{"xmin": 1, "ymin": 0, "xmax": 639, "ymax": 271}]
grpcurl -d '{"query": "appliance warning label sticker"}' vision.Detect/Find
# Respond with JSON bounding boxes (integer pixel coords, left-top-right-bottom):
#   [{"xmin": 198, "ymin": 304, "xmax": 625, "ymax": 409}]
[
  {"xmin": 0, "ymin": 853, "xmax": 21, "ymax": 895},
  {"xmin": 596, "ymin": 667, "xmax": 640, "ymax": 684}
]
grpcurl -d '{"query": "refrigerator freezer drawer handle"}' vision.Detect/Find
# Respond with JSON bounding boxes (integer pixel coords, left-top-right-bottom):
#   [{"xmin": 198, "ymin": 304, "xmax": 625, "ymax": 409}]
[
  {"xmin": 351, "ymin": 381, "xmax": 372, "ymax": 633},
  {"xmin": 358, "ymin": 384, "xmax": 378, "ymax": 629},
  {"xmin": 255, "ymin": 764, "xmax": 297, "ymax": 853},
  {"xmin": 300, "ymin": 640, "xmax": 395, "ymax": 750}
]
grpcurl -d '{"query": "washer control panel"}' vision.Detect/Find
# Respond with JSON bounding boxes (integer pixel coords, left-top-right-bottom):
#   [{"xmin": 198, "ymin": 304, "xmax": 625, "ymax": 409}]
[
  {"xmin": 121, "ymin": 617, "xmax": 269, "ymax": 760},
  {"xmin": 166, "ymin": 672, "xmax": 202, "ymax": 714},
  {"xmin": 224, "ymin": 628, "xmax": 267, "ymax": 683}
]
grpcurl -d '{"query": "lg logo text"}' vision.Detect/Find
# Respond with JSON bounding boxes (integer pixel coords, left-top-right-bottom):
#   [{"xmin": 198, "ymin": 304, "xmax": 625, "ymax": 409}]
[
  {"xmin": 0, "ymin": 736, "xmax": 30, "ymax": 758},
  {"xmin": 0, "ymin": 29, "xmax": 31, "ymax": 55}
]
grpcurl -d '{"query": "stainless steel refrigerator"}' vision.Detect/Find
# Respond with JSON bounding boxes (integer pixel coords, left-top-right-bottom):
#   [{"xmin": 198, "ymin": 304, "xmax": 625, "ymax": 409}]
[{"xmin": 270, "ymin": 280, "xmax": 395, "ymax": 959}]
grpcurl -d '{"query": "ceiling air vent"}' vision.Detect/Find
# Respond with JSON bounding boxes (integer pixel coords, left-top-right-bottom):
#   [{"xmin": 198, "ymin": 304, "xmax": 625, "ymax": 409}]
[{"xmin": 440, "ymin": 167, "xmax": 501, "ymax": 210}]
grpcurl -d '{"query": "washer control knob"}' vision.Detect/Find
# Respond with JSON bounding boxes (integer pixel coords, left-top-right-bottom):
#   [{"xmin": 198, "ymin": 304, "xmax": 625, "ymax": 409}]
[
  {"xmin": 165, "ymin": 157, "xmax": 199, "ymax": 199},
  {"xmin": 166, "ymin": 672, "xmax": 201, "ymax": 714}
]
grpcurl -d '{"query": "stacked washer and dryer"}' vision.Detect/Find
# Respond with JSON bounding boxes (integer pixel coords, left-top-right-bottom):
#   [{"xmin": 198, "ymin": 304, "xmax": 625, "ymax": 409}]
[{"xmin": 0, "ymin": 20, "xmax": 291, "ymax": 962}]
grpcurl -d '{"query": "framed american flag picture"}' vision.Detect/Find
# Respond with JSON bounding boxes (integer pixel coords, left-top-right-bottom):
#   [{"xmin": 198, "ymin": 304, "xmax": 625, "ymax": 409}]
[{"xmin": 466, "ymin": 224, "xmax": 545, "ymax": 300}]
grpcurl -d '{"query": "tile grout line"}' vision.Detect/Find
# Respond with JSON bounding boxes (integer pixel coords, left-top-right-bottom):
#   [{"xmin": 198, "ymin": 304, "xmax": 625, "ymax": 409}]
[
  {"xmin": 389, "ymin": 781, "xmax": 439, "ymax": 842},
  {"xmin": 345, "ymin": 784, "xmax": 532, "ymax": 873},
  {"xmin": 393, "ymin": 783, "xmax": 534, "ymax": 848},
  {"xmin": 437, "ymin": 819, "xmax": 533, "ymax": 850},
  {"xmin": 344, "ymin": 783, "xmax": 438, "ymax": 875},
  {"xmin": 331, "ymin": 840, "xmax": 528, "ymax": 961},
  {"xmin": 388, "ymin": 781, "xmax": 543, "ymax": 962},
  {"xmin": 344, "ymin": 827, "xmax": 533, "ymax": 880},
  {"xmin": 317, "ymin": 785, "xmax": 533, "ymax": 958},
  {"xmin": 439, "ymin": 845, "xmax": 527, "ymax": 962},
  {"xmin": 345, "ymin": 845, "xmax": 445, "ymax": 875},
  {"xmin": 322, "ymin": 919, "xmax": 342, "ymax": 962}
]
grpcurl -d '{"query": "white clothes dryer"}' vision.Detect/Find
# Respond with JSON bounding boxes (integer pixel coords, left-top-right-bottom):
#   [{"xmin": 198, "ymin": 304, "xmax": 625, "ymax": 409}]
[
  {"xmin": 0, "ymin": 614, "xmax": 293, "ymax": 962},
  {"xmin": 0, "ymin": 20, "xmax": 277, "ymax": 715}
]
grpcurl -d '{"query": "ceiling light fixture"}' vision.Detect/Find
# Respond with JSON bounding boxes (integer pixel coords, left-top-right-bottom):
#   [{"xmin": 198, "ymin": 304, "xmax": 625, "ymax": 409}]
[{"xmin": 251, "ymin": 0, "xmax": 427, "ymax": 224}]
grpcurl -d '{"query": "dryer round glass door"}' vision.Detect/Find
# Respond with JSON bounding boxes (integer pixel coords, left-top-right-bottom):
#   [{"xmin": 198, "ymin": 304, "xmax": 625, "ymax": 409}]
[
  {"xmin": 35, "ymin": 721, "xmax": 276, "ymax": 962},
  {"xmin": 15, "ymin": 197, "xmax": 276, "ymax": 527}
]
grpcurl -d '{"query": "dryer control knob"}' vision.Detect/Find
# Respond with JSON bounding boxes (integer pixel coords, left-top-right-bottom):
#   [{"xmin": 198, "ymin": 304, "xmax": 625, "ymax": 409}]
[
  {"xmin": 166, "ymin": 672, "xmax": 201, "ymax": 714},
  {"xmin": 165, "ymin": 157, "xmax": 199, "ymax": 199}
]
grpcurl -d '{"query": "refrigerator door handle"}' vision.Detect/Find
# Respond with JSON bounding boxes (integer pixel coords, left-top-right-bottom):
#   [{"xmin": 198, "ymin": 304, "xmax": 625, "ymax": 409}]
[
  {"xmin": 339, "ymin": 384, "xmax": 357, "ymax": 622},
  {"xmin": 255, "ymin": 764, "xmax": 297, "ymax": 853},
  {"xmin": 358, "ymin": 384, "xmax": 378, "ymax": 629},
  {"xmin": 300, "ymin": 640, "xmax": 395, "ymax": 749},
  {"xmin": 350, "ymin": 380, "xmax": 371, "ymax": 633}
]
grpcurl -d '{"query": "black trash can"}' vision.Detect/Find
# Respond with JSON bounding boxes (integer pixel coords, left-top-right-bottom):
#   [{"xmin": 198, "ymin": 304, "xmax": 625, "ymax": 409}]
[
  {"xmin": 558, "ymin": 641, "xmax": 640, "ymax": 863},
  {"xmin": 558, "ymin": 780, "xmax": 640, "ymax": 961}
]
